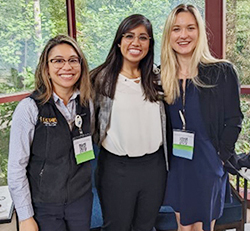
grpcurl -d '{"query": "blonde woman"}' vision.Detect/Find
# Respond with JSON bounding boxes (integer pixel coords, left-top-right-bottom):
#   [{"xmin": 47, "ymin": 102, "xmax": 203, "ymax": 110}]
[
  {"xmin": 161, "ymin": 4, "xmax": 243, "ymax": 231},
  {"xmin": 8, "ymin": 35, "xmax": 93, "ymax": 231}
]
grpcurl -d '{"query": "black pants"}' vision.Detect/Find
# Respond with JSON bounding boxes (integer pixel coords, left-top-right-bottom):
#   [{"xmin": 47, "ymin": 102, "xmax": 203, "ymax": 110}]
[
  {"xmin": 96, "ymin": 146, "xmax": 167, "ymax": 231},
  {"xmin": 33, "ymin": 190, "xmax": 93, "ymax": 231}
]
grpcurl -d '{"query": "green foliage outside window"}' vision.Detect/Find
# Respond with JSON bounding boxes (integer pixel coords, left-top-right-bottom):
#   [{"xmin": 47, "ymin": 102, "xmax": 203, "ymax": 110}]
[
  {"xmin": 235, "ymin": 97, "xmax": 250, "ymax": 154},
  {"xmin": 226, "ymin": 0, "xmax": 250, "ymax": 85},
  {"xmin": 0, "ymin": 102, "xmax": 18, "ymax": 185},
  {"xmin": 75, "ymin": 0, "xmax": 204, "ymax": 68}
]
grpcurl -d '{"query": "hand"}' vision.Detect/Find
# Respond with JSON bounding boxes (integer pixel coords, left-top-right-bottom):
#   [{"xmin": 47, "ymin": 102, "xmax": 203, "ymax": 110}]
[{"xmin": 19, "ymin": 217, "xmax": 39, "ymax": 231}]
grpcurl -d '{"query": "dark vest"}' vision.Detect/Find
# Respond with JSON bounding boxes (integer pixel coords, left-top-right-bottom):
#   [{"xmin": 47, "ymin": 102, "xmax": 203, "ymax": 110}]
[{"xmin": 27, "ymin": 91, "xmax": 92, "ymax": 204}]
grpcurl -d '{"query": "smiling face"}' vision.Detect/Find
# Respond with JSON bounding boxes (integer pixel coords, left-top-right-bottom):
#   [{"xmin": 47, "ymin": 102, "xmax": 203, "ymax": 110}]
[
  {"xmin": 170, "ymin": 11, "xmax": 198, "ymax": 59},
  {"xmin": 120, "ymin": 25, "xmax": 150, "ymax": 67},
  {"xmin": 47, "ymin": 43, "xmax": 81, "ymax": 96}
]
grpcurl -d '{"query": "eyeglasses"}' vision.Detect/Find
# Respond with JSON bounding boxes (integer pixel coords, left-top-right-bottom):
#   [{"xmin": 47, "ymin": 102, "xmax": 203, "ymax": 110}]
[
  {"xmin": 122, "ymin": 33, "xmax": 151, "ymax": 43},
  {"xmin": 49, "ymin": 58, "xmax": 81, "ymax": 69}
]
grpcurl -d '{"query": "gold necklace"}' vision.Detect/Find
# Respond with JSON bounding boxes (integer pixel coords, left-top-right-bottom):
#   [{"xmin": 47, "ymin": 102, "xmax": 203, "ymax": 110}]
[{"xmin": 121, "ymin": 69, "xmax": 140, "ymax": 79}]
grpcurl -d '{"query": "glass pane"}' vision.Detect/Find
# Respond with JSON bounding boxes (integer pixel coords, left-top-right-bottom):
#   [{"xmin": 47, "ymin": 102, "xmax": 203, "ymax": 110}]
[
  {"xmin": 0, "ymin": 0, "xmax": 67, "ymax": 96},
  {"xmin": 0, "ymin": 0, "xmax": 67, "ymax": 185},
  {"xmin": 75, "ymin": 0, "xmax": 205, "ymax": 69},
  {"xmin": 0, "ymin": 101, "xmax": 18, "ymax": 185},
  {"xmin": 226, "ymin": 0, "xmax": 250, "ymax": 154},
  {"xmin": 237, "ymin": 96, "xmax": 250, "ymax": 154},
  {"xmin": 226, "ymin": 0, "xmax": 250, "ymax": 85}
]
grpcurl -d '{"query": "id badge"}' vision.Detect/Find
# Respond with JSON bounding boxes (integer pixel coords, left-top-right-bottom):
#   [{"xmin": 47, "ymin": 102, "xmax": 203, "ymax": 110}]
[
  {"xmin": 73, "ymin": 134, "xmax": 95, "ymax": 164},
  {"xmin": 173, "ymin": 129, "xmax": 195, "ymax": 160}
]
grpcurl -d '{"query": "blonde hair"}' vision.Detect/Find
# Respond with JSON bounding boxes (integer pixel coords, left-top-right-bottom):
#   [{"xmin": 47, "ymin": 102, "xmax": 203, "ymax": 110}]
[
  {"xmin": 35, "ymin": 34, "xmax": 91, "ymax": 106},
  {"xmin": 161, "ymin": 4, "xmax": 222, "ymax": 104}
]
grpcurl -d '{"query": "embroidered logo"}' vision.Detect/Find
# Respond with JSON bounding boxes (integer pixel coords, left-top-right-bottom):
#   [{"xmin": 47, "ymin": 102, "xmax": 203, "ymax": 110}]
[{"xmin": 39, "ymin": 116, "xmax": 57, "ymax": 126}]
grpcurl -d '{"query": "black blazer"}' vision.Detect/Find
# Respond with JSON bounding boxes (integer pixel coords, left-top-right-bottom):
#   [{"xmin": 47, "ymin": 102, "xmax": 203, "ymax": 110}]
[{"xmin": 198, "ymin": 62, "xmax": 243, "ymax": 165}]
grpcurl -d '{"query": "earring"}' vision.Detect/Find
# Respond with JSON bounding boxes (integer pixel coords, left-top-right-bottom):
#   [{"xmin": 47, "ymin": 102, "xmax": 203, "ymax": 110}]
[{"xmin": 118, "ymin": 44, "xmax": 121, "ymax": 47}]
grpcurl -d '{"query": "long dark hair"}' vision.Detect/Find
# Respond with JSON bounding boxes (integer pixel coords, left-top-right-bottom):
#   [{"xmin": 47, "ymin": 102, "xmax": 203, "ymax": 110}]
[{"xmin": 91, "ymin": 14, "xmax": 159, "ymax": 102}]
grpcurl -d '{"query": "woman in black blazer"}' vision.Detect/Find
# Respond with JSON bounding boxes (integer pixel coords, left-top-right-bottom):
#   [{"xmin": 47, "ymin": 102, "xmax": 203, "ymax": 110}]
[{"xmin": 160, "ymin": 4, "xmax": 243, "ymax": 231}]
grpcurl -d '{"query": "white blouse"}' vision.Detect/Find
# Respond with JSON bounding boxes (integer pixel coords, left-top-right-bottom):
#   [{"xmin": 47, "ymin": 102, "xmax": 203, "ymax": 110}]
[{"xmin": 102, "ymin": 74, "xmax": 162, "ymax": 157}]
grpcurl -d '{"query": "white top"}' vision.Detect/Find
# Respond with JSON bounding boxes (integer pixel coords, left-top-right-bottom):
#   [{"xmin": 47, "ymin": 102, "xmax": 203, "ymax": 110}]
[{"xmin": 102, "ymin": 74, "xmax": 162, "ymax": 157}]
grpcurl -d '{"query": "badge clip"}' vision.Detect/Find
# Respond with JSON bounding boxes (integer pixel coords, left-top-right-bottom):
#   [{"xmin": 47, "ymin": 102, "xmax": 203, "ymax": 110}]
[{"xmin": 75, "ymin": 115, "xmax": 83, "ymax": 135}]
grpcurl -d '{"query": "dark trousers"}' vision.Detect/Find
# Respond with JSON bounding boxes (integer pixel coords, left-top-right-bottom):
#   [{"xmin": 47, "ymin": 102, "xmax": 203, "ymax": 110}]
[
  {"xmin": 97, "ymin": 146, "xmax": 167, "ymax": 231},
  {"xmin": 33, "ymin": 189, "xmax": 93, "ymax": 231}
]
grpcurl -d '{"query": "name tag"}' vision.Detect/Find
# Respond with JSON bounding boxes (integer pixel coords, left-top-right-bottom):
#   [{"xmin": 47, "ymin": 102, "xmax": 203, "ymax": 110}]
[
  {"xmin": 73, "ymin": 134, "xmax": 95, "ymax": 164},
  {"xmin": 173, "ymin": 129, "xmax": 195, "ymax": 160}
]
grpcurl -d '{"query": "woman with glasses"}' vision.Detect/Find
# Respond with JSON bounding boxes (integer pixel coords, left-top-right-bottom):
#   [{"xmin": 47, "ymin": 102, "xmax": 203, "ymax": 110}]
[
  {"xmin": 91, "ymin": 14, "xmax": 170, "ymax": 231},
  {"xmin": 8, "ymin": 35, "xmax": 94, "ymax": 231},
  {"xmin": 161, "ymin": 4, "xmax": 243, "ymax": 231}
]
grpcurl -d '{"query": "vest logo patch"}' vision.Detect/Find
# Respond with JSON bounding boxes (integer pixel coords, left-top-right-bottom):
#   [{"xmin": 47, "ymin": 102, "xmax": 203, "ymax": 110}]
[{"xmin": 40, "ymin": 116, "xmax": 57, "ymax": 126}]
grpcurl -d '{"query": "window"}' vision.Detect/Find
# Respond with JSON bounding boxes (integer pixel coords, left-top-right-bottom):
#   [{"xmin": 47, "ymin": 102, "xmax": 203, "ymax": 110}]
[
  {"xmin": 226, "ymin": 0, "xmax": 250, "ymax": 154},
  {"xmin": 0, "ymin": 0, "xmax": 67, "ymax": 96},
  {"xmin": 75, "ymin": 0, "xmax": 205, "ymax": 69},
  {"xmin": 226, "ymin": 0, "xmax": 250, "ymax": 85}
]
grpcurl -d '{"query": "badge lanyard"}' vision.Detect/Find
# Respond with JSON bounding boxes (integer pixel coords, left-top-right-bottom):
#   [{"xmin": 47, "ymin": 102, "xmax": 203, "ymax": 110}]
[
  {"xmin": 181, "ymin": 89, "xmax": 186, "ymax": 130},
  {"xmin": 173, "ymin": 84, "xmax": 195, "ymax": 160},
  {"xmin": 73, "ymin": 115, "xmax": 95, "ymax": 164},
  {"xmin": 179, "ymin": 110, "xmax": 186, "ymax": 131}
]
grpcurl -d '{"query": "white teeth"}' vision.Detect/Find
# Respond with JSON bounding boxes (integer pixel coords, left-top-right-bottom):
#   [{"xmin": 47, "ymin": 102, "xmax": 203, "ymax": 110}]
[
  {"xmin": 179, "ymin": 41, "xmax": 189, "ymax": 45},
  {"xmin": 60, "ymin": 74, "xmax": 73, "ymax": 78},
  {"xmin": 129, "ymin": 49, "xmax": 141, "ymax": 54}
]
